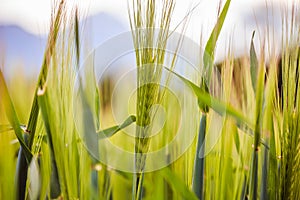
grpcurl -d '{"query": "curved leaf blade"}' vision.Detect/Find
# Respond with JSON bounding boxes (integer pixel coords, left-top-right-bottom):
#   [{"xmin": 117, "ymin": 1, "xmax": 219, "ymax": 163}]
[
  {"xmin": 166, "ymin": 67, "xmax": 253, "ymax": 129},
  {"xmin": 250, "ymin": 31, "xmax": 258, "ymax": 93},
  {"xmin": 203, "ymin": 0, "xmax": 231, "ymax": 82},
  {"xmin": 97, "ymin": 115, "xmax": 136, "ymax": 139},
  {"xmin": 0, "ymin": 70, "xmax": 32, "ymax": 162},
  {"xmin": 204, "ymin": 0, "xmax": 232, "ymax": 60}
]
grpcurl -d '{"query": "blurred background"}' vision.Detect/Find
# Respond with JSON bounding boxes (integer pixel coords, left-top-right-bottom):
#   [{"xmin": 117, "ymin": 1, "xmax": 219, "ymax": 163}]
[{"xmin": 0, "ymin": 0, "xmax": 297, "ymax": 78}]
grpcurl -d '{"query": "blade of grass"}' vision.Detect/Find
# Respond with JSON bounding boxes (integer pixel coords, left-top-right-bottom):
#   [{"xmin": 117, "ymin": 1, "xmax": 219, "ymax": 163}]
[
  {"xmin": 203, "ymin": 0, "xmax": 231, "ymax": 82},
  {"xmin": 97, "ymin": 115, "xmax": 136, "ymax": 139},
  {"xmin": 265, "ymin": 55, "xmax": 278, "ymax": 199},
  {"xmin": 250, "ymin": 31, "xmax": 258, "ymax": 93},
  {"xmin": 0, "ymin": 69, "xmax": 33, "ymax": 200},
  {"xmin": 194, "ymin": 2, "xmax": 231, "ymax": 197},
  {"xmin": 0, "ymin": 70, "xmax": 32, "ymax": 161},
  {"xmin": 79, "ymin": 76, "xmax": 136, "ymax": 145},
  {"xmin": 249, "ymin": 55, "xmax": 265, "ymax": 200},
  {"xmin": 167, "ymin": 67, "xmax": 271, "ymax": 150},
  {"xmin": 232, "ymin": 124, "xmax": 240, "ymax": 154},
  {"xmin": 15, "ymin": 136, "xmax": 29, "ymax": 200},
  {"xmin": 37, "ymin": 86, "xmax": 61, "ymax": 198},
  {"xmin": 166, "ymin": 68, "xmax": 253, "ymax": 129}
]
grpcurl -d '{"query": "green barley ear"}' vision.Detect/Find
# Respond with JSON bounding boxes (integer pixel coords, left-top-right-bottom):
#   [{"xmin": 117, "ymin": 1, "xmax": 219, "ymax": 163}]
[
  {"xmin": 128, "ymin": 0, "xmax": 181, "ymax": 199},
  {"xmin": 15, "ymin": 1, "xmax": 66, "ymax": 199},
  {"xmin": 280, "ymin": 45, "xmax": 300, "ymax": 200},
  {"xmin": 27, "ymin": 0, "xmax": 65, "ymax": 149}
]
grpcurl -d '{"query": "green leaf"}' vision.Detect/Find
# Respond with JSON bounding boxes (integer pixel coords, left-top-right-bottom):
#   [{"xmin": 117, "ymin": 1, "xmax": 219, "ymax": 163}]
[
  {"xmin": 204, "ymin": 0, "xmax": 231, "ymax": 59},
  {"xmin": 198, "ymin": 79, "xmax": 209, "ymax": 113},
  {"xmin": 159, "ymin": 167, "xmax": 198, "ymax": 200},
  {"xmin": 97, "ymin": 115, "xmax": 136, "ymax": 139},
  {"xmin": 0, "ymin": 70, "xmax": 33, "ymax": 162},
  {"xmin": 78, "ymin": 78, "xmax": 136, "ymax": 140},
  {"xmin": 264, "ymin": 61, "xmax": 278, "ymax": 199},
  {"xmin": 232, "ymin": 124, "xmax": 240, "ymax": 153},
  {"xmin": 36, "ymin": 87, "xmax": 53, "ymax": 150},
  {"xmin": 250, "ymin": 31, "xmax": 258, "ymax": 93},
  {"xmin": 166, "ymin": 67, "xmax": 253, "ymax": 129},
  {"xmin": 167, "ymin": 68, "xmax": 271, "ymax": 150},
  {"xmin": 203, "ymin": 0, "xmax": 231, "ymax": 81},
  {"xmin": 249, "ymin": 55, "xmax": 265, "ymax": 200},
  {"xmin": 37, "ymin": 86, "xmax": 62, "ymax": 198}
]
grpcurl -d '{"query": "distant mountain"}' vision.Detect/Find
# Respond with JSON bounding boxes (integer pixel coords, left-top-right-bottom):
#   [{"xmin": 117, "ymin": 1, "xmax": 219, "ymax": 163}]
[
  {"xmin": 0, "ymin": 12, "xmax": 126, "ymax": 77},
  {"xmin": 0, "ymin": 25, "xmax": 47, "ymax": 76},
  {"xmin": 87, "ymin": 12, "xmax": 127, "ymax": 47}
]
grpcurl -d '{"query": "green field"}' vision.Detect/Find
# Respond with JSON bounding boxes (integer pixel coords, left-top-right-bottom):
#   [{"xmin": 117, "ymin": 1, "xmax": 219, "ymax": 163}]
[{"xmin": 0, "ymin": 0, "xmax": 300, "ymax": 199}]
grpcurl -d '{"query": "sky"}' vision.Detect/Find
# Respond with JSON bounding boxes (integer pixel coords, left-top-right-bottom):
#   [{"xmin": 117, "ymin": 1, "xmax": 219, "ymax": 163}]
[
  {"xmin": 0, "ymin": 0, "xmax": 298, "ymax": 68},
  {"xmin": 0, "ymin": 0, "xmax": 293, "ymax": 35}
]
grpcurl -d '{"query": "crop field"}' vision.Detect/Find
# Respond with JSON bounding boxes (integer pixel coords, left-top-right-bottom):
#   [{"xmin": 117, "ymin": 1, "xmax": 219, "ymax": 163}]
[{"xmin": 0, "ymin": 0, "xmax": 300, "ymax": 199}]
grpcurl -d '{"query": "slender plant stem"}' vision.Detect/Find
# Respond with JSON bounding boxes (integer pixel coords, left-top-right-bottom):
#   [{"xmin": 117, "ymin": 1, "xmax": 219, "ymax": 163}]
[{"xmin": 192, "ymin": 113, "xmax": 207, "ymax": 199}]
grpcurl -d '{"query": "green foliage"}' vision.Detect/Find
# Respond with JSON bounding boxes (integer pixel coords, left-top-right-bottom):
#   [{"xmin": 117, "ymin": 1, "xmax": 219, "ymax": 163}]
[
  {"xmin": 97, "ymin": 115, "xmax": 136, "ymax": 139},
  {"xmin": 0, "ymin": 70, "xmax": 32, "ymax": 162},
  {"xmin": 203, "ymin": 0, "xmax": 231, "ymax": 82},
  {"xmin": 0, "ymin": 0, "xmax": 300, "ymax": 199},
  {"xmin": 250, "ymin": 31, "xmax": 258, "ymax": 93}
]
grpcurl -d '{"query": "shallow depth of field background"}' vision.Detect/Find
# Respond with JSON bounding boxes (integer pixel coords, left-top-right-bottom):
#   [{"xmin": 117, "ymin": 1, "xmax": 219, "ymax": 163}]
[{"xmin": 0, "ymin": 0, "xmax": 300, "ymax": 199}]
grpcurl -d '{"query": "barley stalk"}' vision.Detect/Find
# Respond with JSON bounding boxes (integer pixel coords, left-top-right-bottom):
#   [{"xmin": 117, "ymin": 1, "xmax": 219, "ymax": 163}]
[{"xmin": 128, "ymin": 0, "xmax": 175, "ymax": 198}]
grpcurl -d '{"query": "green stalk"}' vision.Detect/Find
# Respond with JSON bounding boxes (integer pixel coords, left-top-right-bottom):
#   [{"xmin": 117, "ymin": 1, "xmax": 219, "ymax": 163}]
[
  {"xmin": 15, "ymin": 134, "xmax": 30, "ymax": 200},
  {"xmin": 261, "ymin": 142, "xmax": 268, "ymax": 200},
  {"xmin": 240, "ymin": 175, "xmax": 248, "ymax": 200},
  {"xmin": 128, "ymin": 1, "xmax": 176, "ymax": 198},
  {"xmin": 192, "ymin": 1, "xmax": 231, "ymax": 198},
  {"xmin": 265, "ymin": 56, "xmax": 278, "ymax": 199},
  {"xmin": 249, "ymin": 59, "xmax": 265, "ymax": 200},
  {"xmin": 192, "ymin": 114, "xmax": 207, "ymax": 199}
]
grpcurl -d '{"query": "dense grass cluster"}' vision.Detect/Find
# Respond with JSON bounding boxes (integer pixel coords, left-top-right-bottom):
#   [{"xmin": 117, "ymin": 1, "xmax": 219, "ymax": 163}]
[{"xmin": 0, "ymin": 0, "xmax": 300, "ymax": 199}]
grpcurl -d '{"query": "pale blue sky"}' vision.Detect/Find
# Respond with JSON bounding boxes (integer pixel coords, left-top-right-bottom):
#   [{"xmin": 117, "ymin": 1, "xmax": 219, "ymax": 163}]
[{"xmin": 0, "ymin": 0, "xmax": 297, "ymax": 76}]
